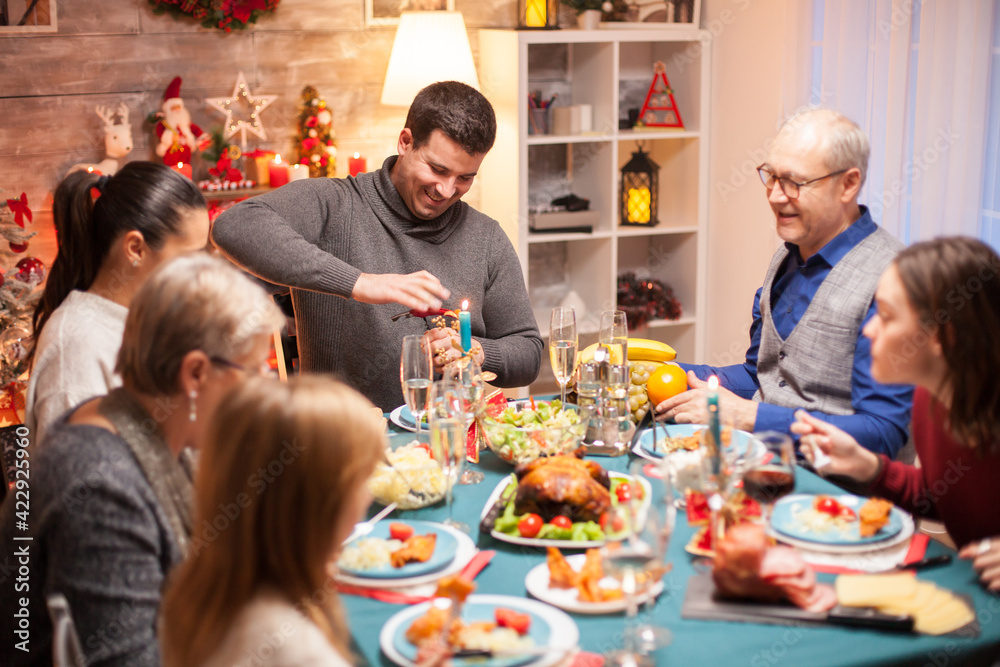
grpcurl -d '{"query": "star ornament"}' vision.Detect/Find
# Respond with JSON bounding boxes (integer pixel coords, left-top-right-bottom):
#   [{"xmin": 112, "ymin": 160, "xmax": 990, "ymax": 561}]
[{"xmin": 206, "ymin": 71, "xmax": 277, "ymax": 149}]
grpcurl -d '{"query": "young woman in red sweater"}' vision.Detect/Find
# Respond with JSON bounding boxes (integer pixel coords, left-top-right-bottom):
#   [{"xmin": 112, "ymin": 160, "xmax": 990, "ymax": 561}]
[{"xmin": 793, "ymin": 237, "xmax": 1000, "ymax": 590}]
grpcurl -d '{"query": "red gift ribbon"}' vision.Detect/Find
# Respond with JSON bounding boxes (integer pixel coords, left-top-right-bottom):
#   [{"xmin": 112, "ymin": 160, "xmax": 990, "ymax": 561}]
[{"xmin": 5, "ymin": 193, "xmax": 31, "ymax": 228}]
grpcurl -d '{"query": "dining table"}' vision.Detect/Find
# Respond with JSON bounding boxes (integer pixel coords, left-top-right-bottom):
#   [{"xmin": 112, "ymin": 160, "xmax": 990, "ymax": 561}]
[{"xmin": 343, "ymin": 416, "xmax": 1000, "ymax": 667}]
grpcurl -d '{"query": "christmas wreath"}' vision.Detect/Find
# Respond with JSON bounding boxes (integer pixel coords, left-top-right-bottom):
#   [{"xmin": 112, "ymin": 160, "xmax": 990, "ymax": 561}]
[
  {"xmin": 149, "ymin": 0, "xmax": 280, "ymax": 32},
  {"xmin": 617, "ymin": 271, "xmax": 682, "ymax": 330}
]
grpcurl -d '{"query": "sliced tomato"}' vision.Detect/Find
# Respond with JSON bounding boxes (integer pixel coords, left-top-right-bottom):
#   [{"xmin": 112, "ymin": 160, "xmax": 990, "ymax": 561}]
[
  {"xmin": 685, "ymin": 490, "xmax": 710, "ymax": 526},
  {"xmin": 838, "ymin": 506, "xmax": 857, "ymax": 522},
  {"xmin": 413, "ymin": 442, "xmax": 432, "ymax": 456},
  {"xmin": 599, "ymin": 512, "xmax": 625, "ymax": 534},
  {"xmin": 814, "ymin": 495, "xmax": 841, "ymax": 517},
  {"xmin": 518, "ymin": 513, "xmax": 543, "ymax": 538},
  {"xmin": 550, "ymin": 516, "xmax": 572, "ymax": 529},
  {"xmin": 388, "ymin": 522, "xmax": 414, "ymax": 541},
  {"xmin": 615, "ymin": 482, "xmax": 632, "ymax": 503},
  {"xmin": 495, "ymin": 608, "xmax": 531, "ymax": 635}
]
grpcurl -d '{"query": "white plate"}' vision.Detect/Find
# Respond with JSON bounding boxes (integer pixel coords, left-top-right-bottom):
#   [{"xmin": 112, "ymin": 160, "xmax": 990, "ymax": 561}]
[
  {"xmin": 524, "ymin": 553, "xmax": 665, "ymax": 614},
  {"xmin": 631, "ymin": 423, "xmax": 766, "ymax": 464},
  {"xmin": 766, "ymin": 502, "xmax": 915, "ymax": 555},
  {"xmin": 390, "ymin": 405, "xmax": 417, "ymax": 432},
  {"xmin": 481, "ymin": 472, "xmax": 652, "ymax": 549},
  {"xmin": 336, "ymin": 521, "xmax": 476, "ymax": 589},
  {"xmin": 379, "ymin": 594, "xmax": 579, "ymax": 667}
]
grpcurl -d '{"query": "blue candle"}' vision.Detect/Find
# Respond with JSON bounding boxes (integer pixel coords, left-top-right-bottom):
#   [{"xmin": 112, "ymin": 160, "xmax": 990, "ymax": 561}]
[
  {"xmin": 707, "ymin": 375, "xmax": 721, "ymax": 475},
  {"xmin": 459, "ymin": 300, "xmax": 472, "ymax": 353}
]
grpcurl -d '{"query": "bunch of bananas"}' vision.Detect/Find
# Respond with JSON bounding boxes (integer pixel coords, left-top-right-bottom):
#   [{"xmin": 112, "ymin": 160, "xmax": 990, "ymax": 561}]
[{"xmin": 577, "ymin": 338, "xmax": 676, "ymax": 423}]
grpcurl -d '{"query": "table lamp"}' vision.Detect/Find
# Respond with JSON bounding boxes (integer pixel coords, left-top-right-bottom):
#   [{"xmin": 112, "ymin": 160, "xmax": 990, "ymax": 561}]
[{"xmin": 380, "ymin": 11, "xmax": 480, "ymax": 107}]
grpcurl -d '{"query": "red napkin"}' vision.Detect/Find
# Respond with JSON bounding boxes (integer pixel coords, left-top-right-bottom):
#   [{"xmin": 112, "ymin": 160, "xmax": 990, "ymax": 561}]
[
  {"xmin": 569, "ymin": 652, "xmax": 605, "ymax": 667},
  {"xmin": 338, "ymin": 550, "xmax": 495, "ymax": 604}
]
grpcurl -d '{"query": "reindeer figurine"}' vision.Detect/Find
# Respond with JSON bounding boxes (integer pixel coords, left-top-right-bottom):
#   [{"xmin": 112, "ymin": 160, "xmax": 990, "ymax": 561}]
[{"xmin": 69, "ymin": 103, "xmax": 133, "ymax": 175}]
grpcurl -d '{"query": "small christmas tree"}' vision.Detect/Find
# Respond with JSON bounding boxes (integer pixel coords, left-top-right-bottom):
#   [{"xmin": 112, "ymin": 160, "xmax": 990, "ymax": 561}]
[
  {"xmin": 295, "ymin": 86, "xmax": 337, "ymax": 178},
  {"xmin": 0, "ymin": 190, "xmax": 44, "ymax": 387}
]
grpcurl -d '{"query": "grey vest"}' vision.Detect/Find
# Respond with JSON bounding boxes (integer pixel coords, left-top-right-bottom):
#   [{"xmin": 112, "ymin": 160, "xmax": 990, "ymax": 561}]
[{"xmin": 754, "ymin": 225, "xmax": 903, "ymax": 414}]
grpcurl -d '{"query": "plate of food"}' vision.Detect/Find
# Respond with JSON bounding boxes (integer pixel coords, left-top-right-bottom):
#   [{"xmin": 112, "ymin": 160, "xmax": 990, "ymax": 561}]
[
  {"xmin": 380, "ymin": 591, "xmax": 578, "ymax": 667},
  {"xmin": 336, "ymin": 521, "xmax": 476, "ymax": 589},
  {"xmin": 337, "ymin": 520, "xmax": 458, "ymax": 579},
  {"xmin": 769, "ymin": 494, "xmax": 908, "ymax": 547},
  {"xmin": 479, "ymin": 454, "xmax": 652, "ymax": 549},
  {"xmin": 634, "ymin": 424, "xmax": 765, "ymax": 463},
  {"xmin": 524, "ymin": 548, "xmax": 664, "ymax": 614}
]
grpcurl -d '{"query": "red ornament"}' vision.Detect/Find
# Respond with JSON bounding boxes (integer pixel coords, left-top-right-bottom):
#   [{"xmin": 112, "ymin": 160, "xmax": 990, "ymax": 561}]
[
  {"xmin": 9, "ymin": 241, "xmax": 27, "ymax": 253},
  {"xmin": 637, "ymin": 61, "xmax": 684, "ymax": 129},
  {"xmin": 14, "ymin": 257, "xmax": 45, "ymax": 285}
]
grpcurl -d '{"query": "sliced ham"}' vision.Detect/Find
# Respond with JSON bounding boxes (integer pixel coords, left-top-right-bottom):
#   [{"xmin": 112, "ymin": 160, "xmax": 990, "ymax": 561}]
[{"xmin": 712, "ymin": 523, "xmax": 836, "ymax": 613}]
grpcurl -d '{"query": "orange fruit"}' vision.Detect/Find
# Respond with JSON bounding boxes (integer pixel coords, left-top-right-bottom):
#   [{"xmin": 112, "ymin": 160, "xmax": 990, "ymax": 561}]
[{"xmin": 646, "ymin": 364, "xmax": 688, "ymax": 406}]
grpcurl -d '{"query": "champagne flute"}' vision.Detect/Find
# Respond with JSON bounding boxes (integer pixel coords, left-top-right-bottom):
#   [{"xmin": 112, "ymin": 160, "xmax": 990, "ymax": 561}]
[
  {"xmin": 602, "ymin": 460, "xmax": 673, "ymax": 664},
  {"xmin": 443, "ymin": 355, "xmax": 486, "ymax": 485},
  {"xmin": 599, "ymin": 309, "xmax": 629, "ymax": 364},
  {"xmin": 742, "ymin": 431, "xmax": 796, "ymax": 524},
  {"xmin": 549, "ymin": 307, "xmax": 578, "ymax": 405},
  {"xmin": 427, "ymin": 380, "xmax": 469, "ymax": 533},
  {"xmin": 400, "ymin": 334, "xmax": 432, "ymax": 435}
]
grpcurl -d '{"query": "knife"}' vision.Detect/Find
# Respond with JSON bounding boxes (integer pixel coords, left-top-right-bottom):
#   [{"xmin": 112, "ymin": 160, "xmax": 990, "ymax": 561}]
[
  {"xmin": 880, "ymin": 554, "xmax": 952, "ymax": 573},
  {"xmin": 453, "ymin": 645, "xmax": 576, "ymax": 659},
  {"xmin": 342, "ymin": 502, "xmax": 397, "ymax": 545},
  {"xmin": 629, "ymin": 409, "xmax": 654, "ymax": 452}
]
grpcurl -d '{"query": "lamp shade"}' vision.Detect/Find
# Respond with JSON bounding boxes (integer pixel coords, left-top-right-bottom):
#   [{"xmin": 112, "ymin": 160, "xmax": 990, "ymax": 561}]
[{"xmin": 380, "ymin": 12, "xmax": 480, "ymax": 107}]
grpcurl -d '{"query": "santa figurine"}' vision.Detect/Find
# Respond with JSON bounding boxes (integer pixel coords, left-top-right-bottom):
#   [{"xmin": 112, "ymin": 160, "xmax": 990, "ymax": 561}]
[{"xmin": 155, "ymin": 76, "xmax": 207, "ymax": 166}]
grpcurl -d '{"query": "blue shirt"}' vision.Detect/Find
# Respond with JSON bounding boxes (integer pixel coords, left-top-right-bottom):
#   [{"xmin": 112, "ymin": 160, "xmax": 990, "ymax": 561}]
[{"xmin": 680, "ymin": 208, "xmax": 913, "ymax": 457}]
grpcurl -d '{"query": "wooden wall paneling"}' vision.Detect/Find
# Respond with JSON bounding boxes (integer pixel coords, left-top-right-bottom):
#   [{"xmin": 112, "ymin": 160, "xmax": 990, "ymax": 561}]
[
  {"xmin": 1, "ymin": 32, "xmax": 256, "ymax": 98},
  {"xmin": 253, "ymin": 30, "xmax": 396, "ymax": 88},
  {"xmin": 248, "ymin": 0, "xmax": 363, "ymax": 32},
  {"xmin": 54, "ymin": 3, "xmax": 139, "ymax": 35},
  {"xmin": 456, "ymin": 0, "xmax": 517, "ymax": 28}
]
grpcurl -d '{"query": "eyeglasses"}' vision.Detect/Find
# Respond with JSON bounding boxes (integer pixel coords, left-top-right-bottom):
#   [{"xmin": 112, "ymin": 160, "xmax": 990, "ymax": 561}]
[
  {"xmin": 209, "ymin": 355, "xmax": 270, "ymax": 376},
  {"xmin": 756, "ymin": 165, "xmax": 847, "ymax": 200}
]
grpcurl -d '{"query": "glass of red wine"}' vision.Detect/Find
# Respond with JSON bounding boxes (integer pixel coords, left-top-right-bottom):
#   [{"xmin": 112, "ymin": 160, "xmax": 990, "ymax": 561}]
[{"xmin": 742, "ymin": 431, "xmax": 796, "ymax": 524}]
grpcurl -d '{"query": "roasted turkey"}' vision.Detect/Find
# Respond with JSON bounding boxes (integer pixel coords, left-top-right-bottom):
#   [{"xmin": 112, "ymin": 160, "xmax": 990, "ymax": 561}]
[{"xmin": 512, "ymin": 451, "xmax": 611, "ymax": 523}]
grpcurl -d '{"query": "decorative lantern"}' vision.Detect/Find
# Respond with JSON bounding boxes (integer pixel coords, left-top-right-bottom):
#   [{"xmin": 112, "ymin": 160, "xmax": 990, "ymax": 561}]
[
  {"xmin": 518, "ymin": 0, "xmax": 559, "ymax": 29},
  {"xmin": 620, "ymin": 145, "xmax": 659, "ymax": 226}
]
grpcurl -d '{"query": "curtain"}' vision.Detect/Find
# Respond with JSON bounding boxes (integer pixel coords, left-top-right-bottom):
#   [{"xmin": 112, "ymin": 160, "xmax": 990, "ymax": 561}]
[{"xmin": 785, "ymin": 0, "xmax": 996, "ymax": 243}]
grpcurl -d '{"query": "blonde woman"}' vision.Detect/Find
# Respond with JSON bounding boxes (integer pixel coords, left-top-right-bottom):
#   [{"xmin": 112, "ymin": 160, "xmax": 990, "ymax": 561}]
[
  {"xmin": 0, "ymin": 255, "xmax": 283, "ymax": 666},
  {"xmin": 160, "ymin": 376, "xmax": 385, "ymax": 667}
]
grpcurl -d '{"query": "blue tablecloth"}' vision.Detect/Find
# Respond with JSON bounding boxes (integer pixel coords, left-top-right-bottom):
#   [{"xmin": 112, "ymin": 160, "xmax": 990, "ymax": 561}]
[{"xmin": 346, "ymin": 423, "xmax": 1000, "ymax": 666}]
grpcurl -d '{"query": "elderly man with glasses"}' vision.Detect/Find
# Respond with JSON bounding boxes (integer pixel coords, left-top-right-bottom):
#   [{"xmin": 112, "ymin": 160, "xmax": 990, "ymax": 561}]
[{"xmin": 655, "ymin": 108, "xmax": 913, "ymax": 458}]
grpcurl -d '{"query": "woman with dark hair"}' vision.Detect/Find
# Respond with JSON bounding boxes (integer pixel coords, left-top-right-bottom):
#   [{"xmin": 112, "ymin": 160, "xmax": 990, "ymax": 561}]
[
  {"xmin": 794, "ymin": 237, "xmax": 1000, "ymax": 586},
  {"xmin": 26, "ymin": 161, "xmax": 209, "ymax": 443}
]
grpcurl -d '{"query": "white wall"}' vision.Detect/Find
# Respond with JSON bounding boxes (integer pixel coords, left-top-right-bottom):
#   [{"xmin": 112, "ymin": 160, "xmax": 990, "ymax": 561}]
[{"xmin": 700, "ymin": 0, "xmax": 793, "ymax": 365}]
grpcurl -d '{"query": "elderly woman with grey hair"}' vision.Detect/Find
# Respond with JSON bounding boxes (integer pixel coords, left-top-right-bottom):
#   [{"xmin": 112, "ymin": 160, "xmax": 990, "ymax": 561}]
[{"xmin": 0, "ymin": 254, "xmax": 284, "ymax": 667}]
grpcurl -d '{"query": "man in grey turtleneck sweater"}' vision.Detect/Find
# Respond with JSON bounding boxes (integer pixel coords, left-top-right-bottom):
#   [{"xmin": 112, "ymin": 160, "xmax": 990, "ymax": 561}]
[{"xmin": 212, "ymin": 82, "xmax": 542, "ymax": 411}]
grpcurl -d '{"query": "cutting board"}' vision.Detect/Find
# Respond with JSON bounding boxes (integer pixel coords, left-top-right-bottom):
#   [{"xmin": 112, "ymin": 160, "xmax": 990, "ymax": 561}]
[{"xmin": 682, "ymin": 574, "xmax": 980, "ymax": 638}]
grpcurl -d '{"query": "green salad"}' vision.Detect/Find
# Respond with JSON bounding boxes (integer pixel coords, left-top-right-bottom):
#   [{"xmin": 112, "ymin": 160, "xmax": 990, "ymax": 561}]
[
  {"xmin": 492, "ymin": 474, "xmax": 637, "ymax": 542},
  {"xmin": 481, "ymin": 400, "xmax": 586, "ymax": 464}
]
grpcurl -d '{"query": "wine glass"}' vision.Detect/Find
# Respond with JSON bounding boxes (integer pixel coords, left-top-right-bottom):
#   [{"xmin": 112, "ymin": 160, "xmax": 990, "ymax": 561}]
[
  {"xmin": 602, "ymin": 460, "xmax": 674, "ymax": 664},
  {"xmin": 549, "ymin": 307, "xmax": 578, "ymax": 405},
  {"xmin": 742, "ymin": 431, "xmax": 796, "ymax": 524},
  {"xmin": 427, "ymin": 380, "xmax": 469, "ymax": 533},
  {"xmin": 400, "ymin": 334, "xmax": 432, "ymax": 436},
  {"xmin": 599, "ymin": 310, "xmax": 629, "ymax": 363},
  {"xmin": 443, "ymin": 355, "xmax": 486, "ymax": 485}
]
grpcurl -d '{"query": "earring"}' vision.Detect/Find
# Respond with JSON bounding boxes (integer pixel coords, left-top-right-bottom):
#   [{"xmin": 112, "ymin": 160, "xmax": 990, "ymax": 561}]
[
  {"xmin": 189, "ymin": 390, "xmax": 197, "ymax": 422},
  {"xmin": 132, "ymin": 259, "xmax": 140, "ymax": 267}
]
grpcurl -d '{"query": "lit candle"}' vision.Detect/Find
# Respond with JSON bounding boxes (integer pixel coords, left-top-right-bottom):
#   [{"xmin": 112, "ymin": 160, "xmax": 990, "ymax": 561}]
[
  {"xmin": 349, "ymin": 152, "xmax": 366, "ymax": 177},
  {"xmin": 268, "ymin": 154, "xmax": 289, "ymax": 188},
  {"xmin": 525, "ymin": 0, "xmax": 546, "ymax": 27},
  {"xmin": 627, "ymin": 186, "xmax": 652, "ymax": 223},
  {"xmin": 172, "ymin": 162, "xmax": 193, "ymax": 180},
  {"xmin": 459, "ymin": 299, "xmax": 472, "ymax": 353},
  {"xmin": 288, "ymin": 163, "xmax": 309, "ymax": 182}
]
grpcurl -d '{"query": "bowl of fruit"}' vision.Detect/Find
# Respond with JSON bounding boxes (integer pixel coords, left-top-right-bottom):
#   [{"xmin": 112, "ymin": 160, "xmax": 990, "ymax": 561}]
[{"xmin": 480, "ymin": 400, "xmax": 588, "ymax": 465}]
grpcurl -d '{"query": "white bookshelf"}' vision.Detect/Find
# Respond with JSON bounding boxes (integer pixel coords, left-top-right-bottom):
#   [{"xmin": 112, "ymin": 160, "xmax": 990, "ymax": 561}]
[{"xmin": 478, "ymin": 28, "xmax": 711, "ymax": 394}]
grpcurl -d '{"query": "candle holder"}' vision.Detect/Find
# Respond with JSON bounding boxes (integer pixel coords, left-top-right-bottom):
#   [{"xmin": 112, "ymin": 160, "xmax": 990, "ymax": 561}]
[{"xmin": 518, "ymin": 0, "xmax": 560, "ymax": 29}]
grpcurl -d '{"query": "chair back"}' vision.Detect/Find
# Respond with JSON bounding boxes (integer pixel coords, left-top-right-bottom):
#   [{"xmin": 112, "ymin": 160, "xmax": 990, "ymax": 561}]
[{"xmin": 46, "ymin": 594, "xmax": 86, "ymax": 667}]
